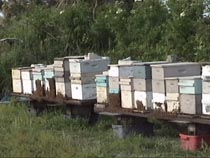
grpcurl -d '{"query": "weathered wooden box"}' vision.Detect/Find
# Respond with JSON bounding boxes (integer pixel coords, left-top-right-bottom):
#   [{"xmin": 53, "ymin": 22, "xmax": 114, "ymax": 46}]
[
  {"xmin": 133, "ymin": 79, "xmax": 152, "ymax": 92},
  {"xmin": 121, "ymin": 90, "xmax": 134, "ymax": 109},
  {"xmin": 202, "ymin": 65, "xmax": 210, "ymax": 80},
  {"xmin": 109, "ymin": 88, "xmax": 120, "ymax": 94},
  {"xmin": 21, "ymin": 69, "xmax": 33, "ymax": 80},
  {"xmin": 202, "ymin": 94, "xmax": 210, "ymax": 104},
  {"xmin": 96, "ymin": 86, "xmax": 108, "ymax": 103},
  {"xmin": 152, "ymin": 79, "xmax": 166, "ymax": 93},
  {"xmin": 202, "ymin": 81, "xmax": 210, "ymax": 94},
  {"xmin": 70, "ymin": 76, "xmax": 95, "ymax": 84},
  {"xmin": 165, "ymin": 77, "xmax": 179, "ymax": 93},
  {"xmin": 109, "ymin": 77, "xmax": 119, "ymax": 89},
  {"xmin": 22, "ymin": 79, "xmax": 33, "ymax": 94},
  {"xmin": 152, "ymin": 92, "xmax": 166, "ymax": 104},
  {"xmin": 134, "ymin": 91, "xmax": 152, "ymax": 110},
  {"xmin": 202, "ymin": 103, "xmax": 210, "ymax": 115},
  {"xmin": 12, "ymin": 79, "xmax": 22, "ymax": 93},
  {"xmin": 70, "ymin": 58, "xmax": 110, "ymax": 74},
  {"xmin": 151, "ymin": 62, "xmax": 201, "ymax": 80},
  {"xmin": 71, "ymin": 83, "xmax": 96, "ymax": 100},
  {"xmin": 166, "ymin": 100, "xmax": 180, "ymax": 113},
  {"xmin": 180, "ymin": 94, "xmax": 202, "ymax": 114},
  {"xmin": 55, "ymin": 78, "xmax": 71, "ymax": 98},
  {"xmin": 166, "ymin": 93, "xmax": 179, "ymax": 101}
]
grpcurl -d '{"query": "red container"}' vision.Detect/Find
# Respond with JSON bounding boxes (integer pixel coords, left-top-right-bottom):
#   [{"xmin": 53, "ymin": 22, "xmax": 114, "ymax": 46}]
[{"xmin": 179, "ymin": 133, "xmax": 210, "ymax": 151}]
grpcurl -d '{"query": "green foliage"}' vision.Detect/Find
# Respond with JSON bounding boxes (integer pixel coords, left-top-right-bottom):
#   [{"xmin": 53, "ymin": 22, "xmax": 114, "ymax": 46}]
[{"xmin": 1, "ymin": 0, "xmax": 210, "ymax": 91}]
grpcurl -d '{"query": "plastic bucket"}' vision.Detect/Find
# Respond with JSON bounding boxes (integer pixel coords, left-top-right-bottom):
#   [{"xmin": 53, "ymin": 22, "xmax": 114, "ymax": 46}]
[
  {"xmin": 179, "ymin": 133, "xmax": 210, "ymax": 151},
  {"xmin": 112, "ymin": 125, "xmax": 126, "ymax": 139}
]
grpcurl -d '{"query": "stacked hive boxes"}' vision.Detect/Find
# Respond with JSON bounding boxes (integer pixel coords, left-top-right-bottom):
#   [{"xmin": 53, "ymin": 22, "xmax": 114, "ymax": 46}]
[
  {"xmin": 202, "ymin": 65, "xmax": 210, "ymax": 115},
  {"xmin": 165, "ymin": 77, "xmax": 180, "ymax": 112},
  {"xmin": 95, "ymin": 73, "xmax": 109, "ymax": 104},
  {"xmin": 70, "ymin": 54, "xmax": 110, "ymax": 100},
  {"xmin": 151, "ymin": 63, "xmax": 201, "ymax": 111},
  {"xmin": 54, "ymin": 57, "xmax": 72, "ymax": 98},
  {"xmin": 179, "ymin": 76, "xmax": 202, "ymax": 114},
  {"xmin": 108, "ymin": 65, "xmax": 121, "ymax": 107}
]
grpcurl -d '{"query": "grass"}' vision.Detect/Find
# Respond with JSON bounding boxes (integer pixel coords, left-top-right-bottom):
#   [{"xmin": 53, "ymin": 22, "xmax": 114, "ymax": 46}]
[{"xmin": 0, "ymin": 104, "xmax": 209, "ymax": 157}]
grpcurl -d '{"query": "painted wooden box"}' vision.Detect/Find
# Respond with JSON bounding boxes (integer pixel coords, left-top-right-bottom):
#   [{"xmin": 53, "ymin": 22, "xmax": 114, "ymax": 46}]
[
  {"xmin": 96, "ymin": 86, "xmax": 108, "ymax": 103},
  {"xmin": 22, "ymin": 79, "xmax": 33, "ymax": 94},
  {"xmin": 70, "ymin": 58, "xmax": 110, "ymax": 74},
  {"xmin": 133, "ymin": 79, "xmax": 152, "ymax": 92},
  {"xmin": 12, "ymin": 79, "xmax": 22, "ymax": 93},
  {"xmin": 152, "ymin": 79, "xmax": 166, "ymax": 93},
  {"xmin": 180, "ymin": 94, "xmax": 202, "ymax": 114},
  {"xmin": 165, "ymin": 77, "xmax": 179, "ymax": 93},
  {"xmin": 202, "ymin": 65, "xmax": 210, "ymax": 80},
  {"xmin": 151, "ymin": 62, "xmax": 201, "ymax": 80},
  {"xmin": 71, "ymin": 83, "xmax": 96, "ymax": 100},
  {"xmin": 55, "ymin": 77, "xmax": 71, "ymax": 98},
  {"xmin": 202, "ymin": 81, "xmax": 210, "ymax": 94},
  {"xmin": 202, "ymin": 103, "xmax": 210, "ymax": 115},
  {"xmin": 109, "ymin": 77, "xmax": 119, "ymax": 89},
  {"xmin": 121, "ymin": 90, "xmax": 134, "ymax": 109},
  {"xmin": 134, "ymin": 91, "xmax": 152, "ymax": 110},
  {"xmin": 166, "ymin": 100, "xmax": 180, "ymax": 113},
  {"xmin": 179, "ymin": 76, "xmax": 202, "ymax": 94}
]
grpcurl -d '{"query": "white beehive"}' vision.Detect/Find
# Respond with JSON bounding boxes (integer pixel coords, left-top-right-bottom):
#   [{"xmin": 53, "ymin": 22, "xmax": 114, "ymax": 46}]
[
  {"xmin": 134, "ymin": 91, "xmax": 152, "ymax": 110},
  {"xmin": 71, "ymin": 83, "xmax": 96, "ymax": 100}
]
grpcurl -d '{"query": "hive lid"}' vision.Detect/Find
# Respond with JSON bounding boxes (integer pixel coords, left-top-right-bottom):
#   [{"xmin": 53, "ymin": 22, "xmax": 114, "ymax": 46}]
[{"xmin": 150, "ymin": 62, "xmax": 200, "ymax": 67}]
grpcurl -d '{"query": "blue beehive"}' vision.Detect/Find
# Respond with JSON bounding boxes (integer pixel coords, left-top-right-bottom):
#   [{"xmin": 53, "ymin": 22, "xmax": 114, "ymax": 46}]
[{"xmin": 179, "ymin": 76, "xmax": 202, "ymax": 94}]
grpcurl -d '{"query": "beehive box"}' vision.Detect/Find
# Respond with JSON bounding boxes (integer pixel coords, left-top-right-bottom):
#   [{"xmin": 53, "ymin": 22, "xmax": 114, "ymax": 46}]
[
  {"xmin": 179, "ymin": 76, "xmax": 202, "ymax": 94},
  {"xmin": 71, "ymin": 76, "xmax": 95, "ymax": 84},
  {"xmin": 69, "ymin": 57, "xmax": 110, "ymax": 74},
  {"xmin": 12, "ymin": 79, "xmax": 22, "ymax": 93},
  {"xmin": 202, "ymin": 103, "xmax": 210, "ymax": 115},
  {"xmin": 133, "ymin": 79, "xmax": 152, "ymax": 91},
  {"xmin": 55, "ymin": 77, "xmax": 71, "ymax": 98},
  {"xmin": 151, "ymin": 62, "xmax": 201, "ymax": 80},
  {"xmin": 108, "ymin": 65, "xmax": 119, "ymax": 77},
  {"xmin": 134, "ymin": 91, "xmax": 152, "ymax": 110},
  {"xmin": 119, "ymin": 78, "xmax": 134, "ymax": 91},
  {"xmin": 152, "ymin": 79, "xmax": 166, "ymax": 93},
  {"xmin": 180, "ymin": 94, "xmax": 202, "ymax": 114},
  {"xmin": 21, "ymin": 68, "xmax": 33, "ymax": 80},
  {"xmin": 152, "ymin": 92, "xmax": 166, "ymax": 104},
  {"xmin": 165, "ymin": 77, "xmax": 179, "ymax": 93},
  {"xmin": 131, "ymin": 61, "xmax": 168, "ymax": 79},
  {"xmin": 202, "ymin": 94, "xmax": 210, "ymax": 104},
  {"xmin": 109, "ymin": 77, "xmax": 119, "ymax": 89},
  {"xmin": 71, "ymin": 83, "xmax": 96, "ymax": 100},
  {"xmin": 166, "ymin": 93, "xmax": 179, "ymax": 101},
  {"xmin": 32, "ymin": 70, "xmax": 44, "ymax": 91},
  {"xmin": 109, "ymin": 88, "xmax": 120, "ymax": 94},
  {"xmin": 22, "ymin": 80, "xmax": 33, "ymax": 94},
  {"xmin": 202, "ymin": 81, "xmax": 210, "ymax": 94},
  {"xmin": 202, "ymin": 65, "xmax": 210, "ymax": 80},
  {"xmin": 166, "ymin": 100, "xmax": 180, "ymax": 113},
  {"xmin": 121, "ymin": 90, "xmax": 134, "ymax": 109},
  {"xmin": 96, "ymin": 86, "xmax": 108, "ymax": 103}
]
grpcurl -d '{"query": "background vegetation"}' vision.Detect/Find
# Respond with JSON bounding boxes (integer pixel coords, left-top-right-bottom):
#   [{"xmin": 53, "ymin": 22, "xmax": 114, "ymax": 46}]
[{"xmin": 0, "ymin": 0, "xmax": 210, "ymax": 91}]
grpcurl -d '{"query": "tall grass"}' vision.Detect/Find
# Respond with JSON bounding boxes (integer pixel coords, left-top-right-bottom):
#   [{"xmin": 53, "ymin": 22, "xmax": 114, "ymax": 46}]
[{"xmin": 0, "ymin": 104, "xmax": 209, "ymax": 157}]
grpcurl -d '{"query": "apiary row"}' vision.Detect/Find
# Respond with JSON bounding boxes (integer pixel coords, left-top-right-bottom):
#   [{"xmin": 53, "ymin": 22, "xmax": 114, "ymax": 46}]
[
  {"xmin": 12, "ymin": 53, "xmax": 110, "ymax": 100},
  {"xmin": 95, "ymin": 60, "xmax": 210, "ymax": 115}
]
